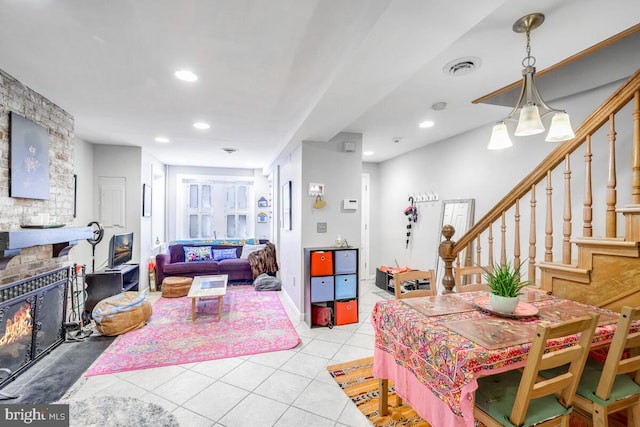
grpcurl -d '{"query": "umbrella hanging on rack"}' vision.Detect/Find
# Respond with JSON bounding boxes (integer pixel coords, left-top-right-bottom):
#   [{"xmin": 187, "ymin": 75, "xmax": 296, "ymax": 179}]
[{"xmin": 404, "ymin": 197, "xmax": 418, "ymax": 248}]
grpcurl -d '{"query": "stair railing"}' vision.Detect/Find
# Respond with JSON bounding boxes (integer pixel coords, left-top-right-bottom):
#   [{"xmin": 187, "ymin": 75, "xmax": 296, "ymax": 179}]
[{"xmin": 438, "ymin": 69, "xmax": 640, "ymax": 293}]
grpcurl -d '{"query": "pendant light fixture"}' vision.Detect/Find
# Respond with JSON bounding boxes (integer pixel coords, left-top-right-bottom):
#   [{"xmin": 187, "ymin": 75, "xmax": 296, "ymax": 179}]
[{"xmin": 488, "ymin": 13, "xmax": 575, "ymax": 150}]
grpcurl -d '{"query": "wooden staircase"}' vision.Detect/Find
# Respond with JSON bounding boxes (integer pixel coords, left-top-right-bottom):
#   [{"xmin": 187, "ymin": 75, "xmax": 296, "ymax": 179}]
[
  {"xmin": 538, "ymin": 238, "xmax": 640, "ymax": 310},
  {"xmin": 439, "ymin": 67, "xmax": 640, "ymax": 311}
]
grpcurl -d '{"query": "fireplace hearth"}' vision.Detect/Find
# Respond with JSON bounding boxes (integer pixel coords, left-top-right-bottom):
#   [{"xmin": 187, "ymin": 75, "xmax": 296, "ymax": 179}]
[{"xmin": 0, "ymin": 267, "xmax": 68, "ymax": 389}]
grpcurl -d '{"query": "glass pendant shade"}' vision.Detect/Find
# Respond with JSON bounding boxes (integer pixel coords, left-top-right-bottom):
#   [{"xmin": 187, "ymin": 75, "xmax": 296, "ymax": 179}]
[
  {"xmin": 488, "ymin": 122, "xmax": 513, "ymax": 150},
  {"xmin": 545, "ymin": 112, "xmax": 575, "ymax": 142},
  {"xmin": 515, "ymin": 104, "xmax": 544, "ymax": 136}
]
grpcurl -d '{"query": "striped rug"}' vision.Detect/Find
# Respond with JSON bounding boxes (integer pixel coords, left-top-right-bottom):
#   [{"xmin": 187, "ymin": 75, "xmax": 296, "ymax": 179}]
[{"xmin": 327, "ymin": 357, "xmax": 589, "ymax": 427}]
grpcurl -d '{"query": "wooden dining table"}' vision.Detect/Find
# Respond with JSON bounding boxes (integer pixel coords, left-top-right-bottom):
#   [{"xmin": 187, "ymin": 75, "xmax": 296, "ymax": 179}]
[{"xmin": 372, "ymin": 290, "xmax": 627, "ymax": 427}]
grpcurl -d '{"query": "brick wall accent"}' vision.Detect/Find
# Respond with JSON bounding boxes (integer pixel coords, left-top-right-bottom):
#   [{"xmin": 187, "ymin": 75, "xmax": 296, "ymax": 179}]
[{"xmin": 0, "ymin": 68, "xmax": 75, "ymax": 284}]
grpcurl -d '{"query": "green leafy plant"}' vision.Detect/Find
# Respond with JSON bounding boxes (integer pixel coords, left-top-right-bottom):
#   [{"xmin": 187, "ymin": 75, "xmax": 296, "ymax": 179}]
[{"xmin": 481, "ymin": 260, "xmax": 530, "ymax": 297}]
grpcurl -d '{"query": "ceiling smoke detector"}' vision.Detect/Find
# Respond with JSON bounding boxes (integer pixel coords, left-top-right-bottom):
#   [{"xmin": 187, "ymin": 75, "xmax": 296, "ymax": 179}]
[
  {"xmin": 392, "ymin": 137, "xmax": 402, "ymax": 144},
  {"xmin": 222, "ymin": 148, "xmax": 238, "ymax": 154},
  {"xmin": 443, "ymin": 57, "xmax": 481, "ymax": 76}
]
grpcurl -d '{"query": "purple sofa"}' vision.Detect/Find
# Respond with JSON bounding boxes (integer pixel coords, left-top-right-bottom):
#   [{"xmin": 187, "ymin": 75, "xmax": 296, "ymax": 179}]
[{"xmin": 155, "ymin": 240, "xmax": 269, "ymax": 286}]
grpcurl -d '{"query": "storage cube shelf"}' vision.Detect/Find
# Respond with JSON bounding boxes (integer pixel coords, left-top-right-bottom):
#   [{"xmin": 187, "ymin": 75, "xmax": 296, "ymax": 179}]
[{"xmin": 304, "ymin": 247, "xmax": 359, "ymax": 328}]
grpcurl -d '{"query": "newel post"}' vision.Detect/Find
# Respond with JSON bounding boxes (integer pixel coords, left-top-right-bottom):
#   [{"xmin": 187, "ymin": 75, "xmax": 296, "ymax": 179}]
[{"xmin": 438, "ymin": 225, "xmax": 456, "ymax": 294}]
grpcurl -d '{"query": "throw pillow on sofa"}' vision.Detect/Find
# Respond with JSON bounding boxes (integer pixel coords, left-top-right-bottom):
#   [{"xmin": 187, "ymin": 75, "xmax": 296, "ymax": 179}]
[
  {"xmin": 184, "ymin": 246, "xmax": 213, "ymax": 262},
  {"xmin": 240, "ymin": 244, "xmax": 266, "ymax": 259},
  {"xmin": 213, "ymin": 248, "xmax": 238, "ymax": 261}
]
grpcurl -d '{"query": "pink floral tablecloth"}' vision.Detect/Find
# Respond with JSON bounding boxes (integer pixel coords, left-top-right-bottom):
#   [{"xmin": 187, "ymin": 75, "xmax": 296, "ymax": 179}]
[{"xmin": 372, "ymin": 292, "xmax": 622, "ymax": 427}]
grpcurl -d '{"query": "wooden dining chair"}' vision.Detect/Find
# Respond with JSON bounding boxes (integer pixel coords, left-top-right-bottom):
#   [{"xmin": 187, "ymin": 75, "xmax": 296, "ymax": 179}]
[
  {"xmin": 454, "ymin": 265, "xmax": 490, "ymax": 293},
  {"xmin": 379, "ymin": 269, "xmax": 435, "ymax": 416},
  {"xmin": 541, "ymin": 305, "xmax": 640, "ymax": 426},
  {"xmin": 474, "ymin": 313, "xmax": 600, "ymax": 427},
  {"xmin": 392, "ymin": 269, "xmax": 436, "ymax": 299}
]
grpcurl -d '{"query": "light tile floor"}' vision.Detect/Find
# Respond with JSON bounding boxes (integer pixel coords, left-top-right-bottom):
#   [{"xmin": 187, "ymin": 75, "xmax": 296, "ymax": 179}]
[{"xmin": 65, "ymin": 279, "xmax": 390, "ymax": 427}]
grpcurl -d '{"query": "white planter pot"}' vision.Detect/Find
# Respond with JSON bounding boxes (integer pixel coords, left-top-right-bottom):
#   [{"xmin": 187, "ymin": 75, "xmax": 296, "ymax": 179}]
[{"xmin": 489, "ymin": 294, "xmax": 519, "ymax": 314}]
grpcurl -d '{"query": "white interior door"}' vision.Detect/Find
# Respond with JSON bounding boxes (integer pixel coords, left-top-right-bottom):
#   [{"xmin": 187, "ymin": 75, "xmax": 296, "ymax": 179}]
[{"xmin": 99, "ymin": 176, "xmax": 126, "ymax": 228}]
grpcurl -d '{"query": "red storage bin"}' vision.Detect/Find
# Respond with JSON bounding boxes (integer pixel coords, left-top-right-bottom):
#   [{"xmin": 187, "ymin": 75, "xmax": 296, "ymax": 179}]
[
  {"xmin": 310, "ymin": 251, "xmax": 333, "ymax": 276},
  {"xmin": 335, "ymin": 299, "xmax": 358, "ymax": 325}
]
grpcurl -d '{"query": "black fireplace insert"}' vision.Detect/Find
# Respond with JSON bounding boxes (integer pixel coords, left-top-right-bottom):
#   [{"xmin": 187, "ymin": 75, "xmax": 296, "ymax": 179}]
[{"xmin": 0, "ymin": 267, "xmax": 68, "ymax": 389}]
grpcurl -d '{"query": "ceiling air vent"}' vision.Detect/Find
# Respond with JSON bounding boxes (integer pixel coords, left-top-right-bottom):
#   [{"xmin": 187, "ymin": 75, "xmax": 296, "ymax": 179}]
[{"xmin": 443, "ymin": 57, "xmax": 481, "ymax": 76}]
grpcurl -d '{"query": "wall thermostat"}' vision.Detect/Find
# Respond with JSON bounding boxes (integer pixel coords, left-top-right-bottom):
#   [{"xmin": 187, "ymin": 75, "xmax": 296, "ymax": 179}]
[{"xmin": 343, "ymin": 199, "xmax": 358, "ymax": 210}]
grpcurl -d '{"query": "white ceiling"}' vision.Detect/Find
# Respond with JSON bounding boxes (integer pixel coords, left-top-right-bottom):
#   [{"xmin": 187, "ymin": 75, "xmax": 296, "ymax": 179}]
[{"xmin": 0, "ymin": 0, "xmax": 639, "ymax": 170}]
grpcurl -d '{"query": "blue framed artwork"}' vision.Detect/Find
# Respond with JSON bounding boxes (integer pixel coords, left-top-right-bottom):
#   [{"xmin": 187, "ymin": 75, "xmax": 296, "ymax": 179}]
[{"xmin": 10, "ymin": 112, "xmax": 50, "ymax": 200}]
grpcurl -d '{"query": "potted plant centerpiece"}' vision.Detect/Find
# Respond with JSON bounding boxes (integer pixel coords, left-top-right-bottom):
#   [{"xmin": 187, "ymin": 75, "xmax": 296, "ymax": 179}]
[{"xmin": 481, "ymin": 260, "xmax": 530, "ymax": 313}]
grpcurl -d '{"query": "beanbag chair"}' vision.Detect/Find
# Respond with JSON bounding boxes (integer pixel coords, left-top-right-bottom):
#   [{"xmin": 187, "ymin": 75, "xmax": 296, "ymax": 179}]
[{"xmin": 92, "ymin": 292, "xmax": 152, "ymax": 336}]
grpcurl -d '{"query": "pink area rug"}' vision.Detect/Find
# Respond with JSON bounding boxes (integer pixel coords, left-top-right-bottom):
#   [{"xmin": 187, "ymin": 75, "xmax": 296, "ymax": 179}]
[{"xmin": 85, "ymin": 286, "xmax": 301, "ymax": 376}]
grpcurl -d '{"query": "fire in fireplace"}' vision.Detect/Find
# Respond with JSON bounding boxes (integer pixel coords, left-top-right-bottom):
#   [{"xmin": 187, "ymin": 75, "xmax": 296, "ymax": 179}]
[
  {"xmin": 0, "ymin": 267, "xmax": 68, "ymax": 388},
  {"xmin": 0, "ymin": 304, "xmax": 32, "ymax": 347}
]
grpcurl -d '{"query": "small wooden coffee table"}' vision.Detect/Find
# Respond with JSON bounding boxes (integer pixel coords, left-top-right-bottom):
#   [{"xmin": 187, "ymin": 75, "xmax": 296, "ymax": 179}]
[{"xmin": 187, "ymin": 275, "xmax": 228, "ymax": 321}]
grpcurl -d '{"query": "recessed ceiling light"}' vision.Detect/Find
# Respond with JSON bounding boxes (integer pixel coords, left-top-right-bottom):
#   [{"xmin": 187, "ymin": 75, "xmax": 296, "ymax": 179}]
[
  {"xmin": 419, "ymin": 121, "xmax": 435, "ymax": 128},
  {"xmin": 155, "ymin": 137, "xmax": 170, "ymax": 143},
  {"xmin": 193, "ymin": 122, "xmax": 210, "ymax": 130},
  {"xmin": 175, "ymin": 69, "xmax": 198, "ymax": 82},
  {"xmin": 364, "ymin": 151, "xmax": 374, "ymax": 156}
]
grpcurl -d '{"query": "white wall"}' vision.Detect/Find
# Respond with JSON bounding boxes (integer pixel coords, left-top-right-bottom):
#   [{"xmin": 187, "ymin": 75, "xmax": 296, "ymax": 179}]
[
  {"xmin": 275, "ymin": 147, "xmax": 303, "ymax": 314},
  {"xmin": 271, "ymin": 132, "xmax": 363, "ymax": 318},
  {"xmin": 141, "ymin": 151, "xmax": 166, "ymax": 291},
  {"xmin": 253, "ymin": 168, "xmax": 272, "ymax": 240},
  {"xmin": 301, "ymin": 133, "xmax": 363, "ymax": 249},
  {"xmin": 374, "ymin": 79, "xmax": 633, "ymax": 282},
  {"xmin": 70, "ymin": 137, "xmax": 95, "ymax": 270},
  {"xmin": 89, "ymin": 145, "xmax": 144, "ymax": 285}
]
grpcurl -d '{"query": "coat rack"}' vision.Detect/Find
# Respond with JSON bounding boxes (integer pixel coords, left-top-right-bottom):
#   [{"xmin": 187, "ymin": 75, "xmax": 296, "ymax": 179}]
[{"xmin": 408, "ymin": 191, "xmax": 440, "ymax": 203}]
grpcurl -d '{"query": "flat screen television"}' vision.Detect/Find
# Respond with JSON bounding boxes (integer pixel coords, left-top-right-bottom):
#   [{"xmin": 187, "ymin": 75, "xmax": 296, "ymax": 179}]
[{"xmin": 107, "ymin": 232, "xmax": 133, "ymax": 270}]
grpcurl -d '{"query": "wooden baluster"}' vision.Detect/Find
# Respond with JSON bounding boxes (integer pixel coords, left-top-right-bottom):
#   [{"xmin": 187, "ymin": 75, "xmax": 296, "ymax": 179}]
[
  {"xmin": 514, "ymin": 199, "xmax": 521, "ymax": 269},
  {"xmin": 465, "ymin": 243, "xmax": 472, "ymax": 268},
  {"xmin": 438, "ymin": 225, "xmax": 456, "ymax": 294},
  {"xmin": 476, "ymin": 235, "xmax": 482, "ymax": 282},
  {"xmin": 563, "ymin": 154, "xmax": 572, "ymax": 264},
  {"xmin": 583, "ymin": 135, "xmax": 593, "ymax": 237},
  {"xmin": 500, "ymin": 212, "xmax": 506, "ymax": 267},
  {"xmin": 529, "ymin": 185, "xmax": 537, "ymax": 283},
  {"xmin": 632, "ymin": 91, "xmax": 640, "ymax": 204},
  {"xmin": 606, "ymin": 114, "xmax": 618, "ymax": 238},
  {"xmin": 488, "ymin": 224, "xmax": 494, "ymax": 268},
  {"xmin": 545, "ymin": 171, "xmax": 553, "ymax": 262}
]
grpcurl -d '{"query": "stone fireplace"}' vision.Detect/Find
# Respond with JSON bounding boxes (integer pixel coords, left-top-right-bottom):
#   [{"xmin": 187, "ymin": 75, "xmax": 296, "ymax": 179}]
[{"xmin": 0, "ymin": 58, "xmax": 86, "ymax": 389}]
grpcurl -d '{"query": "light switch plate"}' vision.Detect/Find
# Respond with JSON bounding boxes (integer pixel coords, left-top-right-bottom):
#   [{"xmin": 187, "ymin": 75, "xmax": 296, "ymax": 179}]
[{"xmin": 317, "ymin": 222, "xmax": 327, "ymax": 233}]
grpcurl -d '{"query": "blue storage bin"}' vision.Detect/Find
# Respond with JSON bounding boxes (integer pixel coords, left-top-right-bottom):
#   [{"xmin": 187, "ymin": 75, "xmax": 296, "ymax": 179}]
[
  {"xmin": 334, "ymin": 250, "xmax": 357, "ymax": 274},
  {"xmin": 335, "ymin": 274, "xmax": 357, "ymax": 300},
  {"xmin": 311, "ymin": 276, "xmax": 335, "ymax": 302}
]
